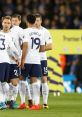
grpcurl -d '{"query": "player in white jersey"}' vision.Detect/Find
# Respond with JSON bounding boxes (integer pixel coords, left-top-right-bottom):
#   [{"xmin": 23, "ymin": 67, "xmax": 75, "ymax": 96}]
[
  {"xmin": 0, "ymin": 16, "xmax": 20, "ymax": 109},
  {"xmin": 7, "ymin": 14, "xmax": 32, "ymax": 109},
  {"xmin": 35, "ymin": 14, "xmax": 52, "ymax": 108},
  {"xmin": 21, "ymin": 14, "xmax": 45, "ymax": 110},
  {"xmin": 6, "ymin": 14, "xmax": 23, "ymax": 109}
]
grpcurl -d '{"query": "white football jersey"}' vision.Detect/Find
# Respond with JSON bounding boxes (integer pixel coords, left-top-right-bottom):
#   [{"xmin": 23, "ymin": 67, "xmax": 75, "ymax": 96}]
[
  {"xmin": 9, "ymin": 26, "xmax": 26, "ymax": 64},
  {"xmin": 40, "ymin": 26, "xmax": 52, "ymax": 61},
  {"xmin": 24, "ymin": 27, "xmax": 45, "ymax": 64},
  {"xmin": 0, "ymin": 31, "xmax": 19, "ymax": 63}
]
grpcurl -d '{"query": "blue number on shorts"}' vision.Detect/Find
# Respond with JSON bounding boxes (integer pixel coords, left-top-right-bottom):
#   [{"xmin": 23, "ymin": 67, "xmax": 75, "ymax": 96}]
[
  {"xmin": 31, "ymin": 37, "xmax": 40, "ymax": 49},
  {"xmin": 0, "ymin": 38, "xmax": 5, "ymax": 50}
]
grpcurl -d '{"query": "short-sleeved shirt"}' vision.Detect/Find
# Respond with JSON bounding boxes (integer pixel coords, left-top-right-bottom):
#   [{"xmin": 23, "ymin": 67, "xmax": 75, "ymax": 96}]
[
  {"xmin": 0, "ymin": 31, "xmax": 19, "ymax": 63},
  {"xmin": 24, "ymin": 27, "xmax": 45, "ymax": 64},
  {"xmin": 40, "ymin": 26, "xmax": 52, "ymax": 61}
]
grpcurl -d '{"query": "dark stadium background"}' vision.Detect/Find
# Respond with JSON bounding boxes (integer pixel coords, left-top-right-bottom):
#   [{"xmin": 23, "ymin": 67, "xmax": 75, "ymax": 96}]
[{"xmin": 0, "ymin": 0, "xmax": 82, "ymax": 29}]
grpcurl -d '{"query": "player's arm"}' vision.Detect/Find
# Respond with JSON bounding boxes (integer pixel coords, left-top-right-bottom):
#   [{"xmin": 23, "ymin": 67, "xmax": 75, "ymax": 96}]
[
  {"xmin": 21, "ymin": 42, "xmax": 28, "ymax": 63},
  {"xmin": 39, "ymin": 45, "xmax": 45, "ymax": 52},
  {"xmin": 39, "ymin": 33, "xmax": 45, "ymax": 52},
  {"xmin": 21, "ymin": 44, "xmax": 23, "ymax": 50},
  {"xmin": 19, "ymin": 28, "xmax": 25, "ymax": 50},
  {"xmin": 7, "ymin": 47, "xmax": 18, "ymax": 63},
  {"xmin": 45, "ymin": 30, "xmax": 53, "ymax": 51},
  {"xmin": 9, "ymin": 40, "xmax": 20, "ymax": 59},
  {"xmin": 21, "ymin": 42, "xmax": 28, "ymax": 69},
  {"xmin": 21, "ymin": 30, "xmax": 29, "ymax": 69},
  {"xmin": 10, "ymin": 56, "xmax": 18, "ymax": 62},
  {"xmin": 8, "ymin": 38, "xmax": 21, "ymax": 66},
  {"xmin": 21, "ymin": 30, "xmax": 28, "ymax": 69},
  {"xmin": 45, "ymin": 43, "xmax": 52, "ymax": 51}
]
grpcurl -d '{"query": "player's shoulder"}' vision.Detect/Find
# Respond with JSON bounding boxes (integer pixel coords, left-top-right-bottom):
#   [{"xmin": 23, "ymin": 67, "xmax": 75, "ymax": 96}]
[
  {"xmin": 23, "ymin": 28, "xmax": 28, "ymax": 31},
  {"xmin": 24, "ymin": 27, "xmax": 43, "ymax": 35},
  {"xmin": 24, "ymin": 28, "xmax": 38, "ymax": 33},
  {"xmin": 0, "ymin": 31, "xmax": 9, "ymax": 37},
  {"xmin": 0, "ymin": 31, "xmax": 6, "ymax": 38},
  {"xmin": 23, "ymin": 28, "xmax": 29, "ymax": 34},
  {"xmin": 11, "ymin": 26, "xmax": 23, "ymax": 32},
  {"xmin": 16, "ymin": 26, "xmax": 23, "ymax": 31},
  {"xmin": 41, "ymin": 26, "xmax": 49, "ymax": 33},
  {"xmin": 6, "ymin": 32, "xmax": 12, "ymax": 39},
  {"xmin": 41, "ymin": 26, "xmax": 47, "ymax": 31},
  {"xmin": 0, "ymin": 30, "xmax": 3, "ymax": 35},
  {"xmin": 0, "ymin": 31, "xmax": 10, "ymax": 40},
  {"xmin": 32, "ymin": 28, "xmax": 43, "ymax": 36}
]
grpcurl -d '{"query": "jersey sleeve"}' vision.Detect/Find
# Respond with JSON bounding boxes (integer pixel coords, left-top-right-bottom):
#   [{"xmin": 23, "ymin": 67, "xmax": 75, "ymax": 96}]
[
  {"xmin": 44, "ymin": 30, "xmax": 52, "ymax": 44},
  {"xmin": 23, "ymin": 30, "xmax": 29, "ymax": 43},
  {"xmin": 8, "ymin": 37, "xmax": 20, "ymax": 59},
  {"xmin": 40, "ymin": 32, "xmax": 45, "ymax": 45},
  {"xmin": 18, "ymin": 28, "xmax": 25, "ymax": 45}
]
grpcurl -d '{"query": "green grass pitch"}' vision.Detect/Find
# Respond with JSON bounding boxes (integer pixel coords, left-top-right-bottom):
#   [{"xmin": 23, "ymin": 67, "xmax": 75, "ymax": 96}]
[{"xmin": 0, "ymin": 93, "xmax": 82, "ymax": 117}]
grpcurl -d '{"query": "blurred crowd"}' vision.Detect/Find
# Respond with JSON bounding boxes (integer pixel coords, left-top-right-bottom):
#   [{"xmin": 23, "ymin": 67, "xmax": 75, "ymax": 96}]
[
  {"xmin": 60, "ymin": 55, "xmax": 82, "ymax": 91},
  {"xmin": 0, "ymin": 0, "xmax": 82, "ymax": 29}
]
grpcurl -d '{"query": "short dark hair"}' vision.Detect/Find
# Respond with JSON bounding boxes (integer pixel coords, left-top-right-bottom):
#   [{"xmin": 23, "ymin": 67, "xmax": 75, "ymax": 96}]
[
  {"xmin": 12, "ymin": 14, "xmax": 21, "ymax": 21},
  {"xmin": 2, "ymin": 16, "xmax": 11, "ymax": 22},
  {"xmin": 35, "ymin": 13, "xmax": 42, "ymax": 19},
  {"xmin": 27, "ymin": 14, "xmax": 36, "ymax": 24}
]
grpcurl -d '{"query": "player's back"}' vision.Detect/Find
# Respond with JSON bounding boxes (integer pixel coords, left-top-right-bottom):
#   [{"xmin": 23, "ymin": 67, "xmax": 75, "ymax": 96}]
[{"xmin": 24, "ymin": 27, "xmax": 44, "ymax": 64}]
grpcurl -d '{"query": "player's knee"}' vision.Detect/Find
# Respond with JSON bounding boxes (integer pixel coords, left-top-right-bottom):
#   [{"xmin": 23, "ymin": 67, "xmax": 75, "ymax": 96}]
[
  {"xmin": 42, "ymin": 76, "xmax": 47, "ymax": 83},
  {"xmin": 11, "ymin": 78, "xmax": 19, "ymax": 86},
  {"xmin": 30, "ymin": 77, "xmax": 37, "ymax": 84},
  {"xmin": 19, "ymin": 75, "xmax": 25, "ymax": 80}
]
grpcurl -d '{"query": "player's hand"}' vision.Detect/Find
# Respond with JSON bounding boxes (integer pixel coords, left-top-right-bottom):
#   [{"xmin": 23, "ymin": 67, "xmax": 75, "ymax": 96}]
[
  {"xmin": 17, "ymin": 60, "xmax": 21, "ymax": 67},
  {"xmin": 10, "ymin": 56, "xmax": 19, "ymax": 65},
  {"xmin": 19, "ymin": 74, "xmax": 24, "ymax": 80},
  {"xmin": 10, "ymin": 56, "xmax": 17, "ymax": 62}
]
